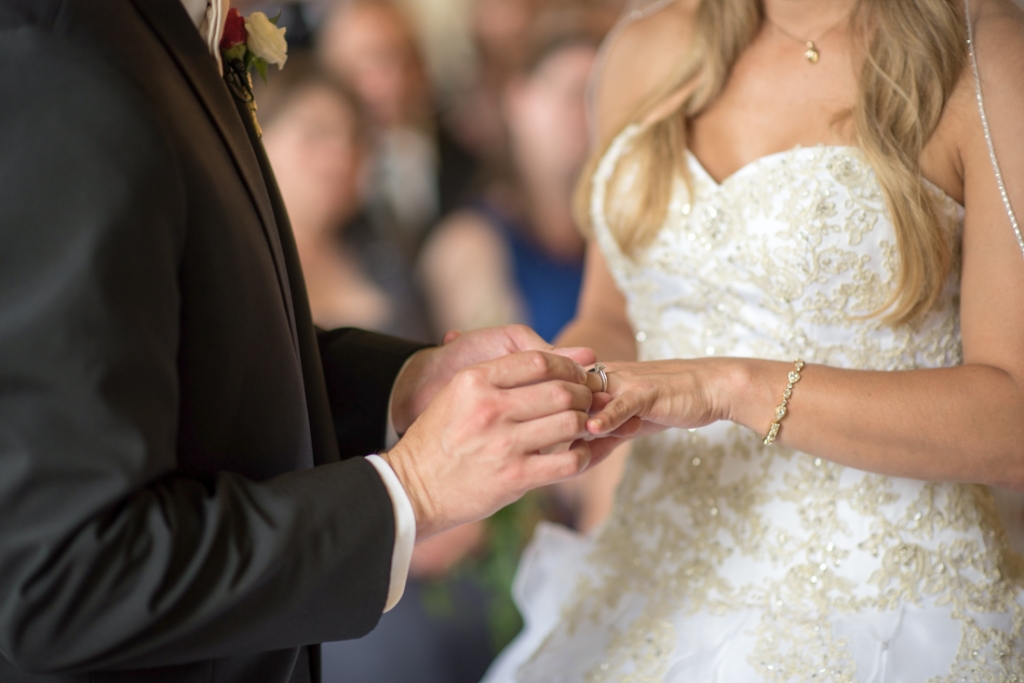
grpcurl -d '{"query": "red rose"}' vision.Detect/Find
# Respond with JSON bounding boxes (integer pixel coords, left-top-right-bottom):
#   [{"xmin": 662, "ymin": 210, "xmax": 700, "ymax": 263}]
[{"xmin": 219, "ymin": 8, "xmax": 247, "ymax": 51}]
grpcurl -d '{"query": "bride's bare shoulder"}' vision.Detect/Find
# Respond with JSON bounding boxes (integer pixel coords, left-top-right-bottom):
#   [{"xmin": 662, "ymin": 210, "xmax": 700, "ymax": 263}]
[
  {"xmin": 968, "ymin": 0, "xmax": 1024, "ymax": 64},
  {"xmin": 592, "ymin": 0, "xmax": 698, "ymax": 143},
  {"xmin": 944, "ymin": 0, "xmax": 1024, "ymax": 145},
  {"xmin": 923, "ymin": 0, "xmax": 1021, "ymax": 196}
]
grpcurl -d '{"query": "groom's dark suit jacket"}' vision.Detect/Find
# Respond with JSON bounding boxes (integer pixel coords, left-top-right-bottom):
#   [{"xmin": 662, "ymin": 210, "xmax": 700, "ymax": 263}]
[{"xmin": 0, "ymin": 0, "xmax": 427, "ymax": 680}]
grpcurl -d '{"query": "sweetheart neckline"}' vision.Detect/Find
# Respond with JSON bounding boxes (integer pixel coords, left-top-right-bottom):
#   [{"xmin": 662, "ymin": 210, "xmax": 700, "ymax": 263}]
[
  {"xmin": 685, "ymin": 146, "xmax": 848, "ymax": 188},
  {"xmin": 683, "ymin": 144, "xmax": 964, "ymax": 210}
]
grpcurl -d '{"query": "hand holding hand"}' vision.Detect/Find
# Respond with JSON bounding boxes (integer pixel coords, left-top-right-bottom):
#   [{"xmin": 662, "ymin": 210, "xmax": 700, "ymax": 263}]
[
  {"xmin": 382, "ymin": 350, "xmax": 598, "ymax": 540},
  {"xmin": 390, "ymin": 325, "xmax": 596, "ymax": 434}
]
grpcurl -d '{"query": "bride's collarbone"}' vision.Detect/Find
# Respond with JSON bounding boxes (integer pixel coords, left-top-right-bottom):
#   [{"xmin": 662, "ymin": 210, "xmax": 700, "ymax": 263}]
[{"xmin": 685, "ymin": 54, "xmax": 857, "ymax": 182}]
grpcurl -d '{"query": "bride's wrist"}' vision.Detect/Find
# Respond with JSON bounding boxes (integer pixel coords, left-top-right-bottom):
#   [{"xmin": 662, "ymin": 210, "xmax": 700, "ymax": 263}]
[{"xmin": 709, "ymin": 358, "xmax": 778, "ymax": 430}]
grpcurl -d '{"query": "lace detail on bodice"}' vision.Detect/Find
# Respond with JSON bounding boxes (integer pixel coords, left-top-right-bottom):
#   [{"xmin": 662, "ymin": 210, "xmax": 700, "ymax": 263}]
[
  {"xmin": 591, "ymin": 125, "xmax": 964, "ymax": 371},
  {"xmin": 514, "ymin": 127, "xmax": 1024, "ymax": 683}
]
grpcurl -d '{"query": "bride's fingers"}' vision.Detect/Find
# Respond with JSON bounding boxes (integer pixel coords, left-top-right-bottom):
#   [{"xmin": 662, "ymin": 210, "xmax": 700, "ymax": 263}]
[
  {"xmin": 608, "ymin": 416, "xmax": 643, "ymax": 438},
  {"xmin": 583, "ymin": 365, "xmax": 625, "ymax": 395},
  {"xmin": 587, "ymin": 394, "xmax": 643, "ymax": 435},
  {"xmin": 443, "ymin": 329, "xmax": 463, "ymax": 344},
  {"xmin": 587, "ymin": 416, "xmax": 643, "ymax": 441},
  {"xmin": 585, "ymin": 394, "xmax": 642, "ymax": 437},
  {"xmin": 583, "ymin": 371, "xmax": 605, "ymax": 394},
  {"xmin": 588, "ymin": 391, "xmax": 613, "ymax": 413}
]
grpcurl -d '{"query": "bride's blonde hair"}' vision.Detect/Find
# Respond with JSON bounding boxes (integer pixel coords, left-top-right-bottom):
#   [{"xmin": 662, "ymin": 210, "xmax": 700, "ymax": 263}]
[{"xmin": 575, "ymin": 0, "xmax": 966, "ymax": 325}]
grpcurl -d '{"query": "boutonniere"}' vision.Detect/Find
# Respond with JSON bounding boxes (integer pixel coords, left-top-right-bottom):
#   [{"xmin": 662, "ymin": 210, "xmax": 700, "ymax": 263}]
[{"xmin": 220, "ymin": 8, "xmax": 288, "ymax": 137}]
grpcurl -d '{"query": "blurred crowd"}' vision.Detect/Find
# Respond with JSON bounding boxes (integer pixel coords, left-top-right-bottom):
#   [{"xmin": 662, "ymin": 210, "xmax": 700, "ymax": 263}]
[{"xmin": 240, "ymin": 0, "xmax": 628, "ymax": 680}]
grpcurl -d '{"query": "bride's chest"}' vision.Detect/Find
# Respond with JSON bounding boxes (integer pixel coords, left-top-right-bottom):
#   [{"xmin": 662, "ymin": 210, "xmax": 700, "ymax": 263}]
[{"xmin": 634, "ymin": 148, "xmax": 920, "ymax": 294}]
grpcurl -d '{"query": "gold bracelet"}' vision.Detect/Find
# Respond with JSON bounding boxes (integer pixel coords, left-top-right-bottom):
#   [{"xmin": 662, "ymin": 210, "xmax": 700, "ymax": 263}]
[{"xmin": 763, "ymin": 359, "xmax": 805, "ymax": 446}]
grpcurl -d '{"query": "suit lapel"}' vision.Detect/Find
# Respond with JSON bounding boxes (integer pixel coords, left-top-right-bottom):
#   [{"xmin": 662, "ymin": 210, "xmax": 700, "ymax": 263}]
[{"xmin": 129, "ymin": 0, "xmax": 299, "ymax": 351}]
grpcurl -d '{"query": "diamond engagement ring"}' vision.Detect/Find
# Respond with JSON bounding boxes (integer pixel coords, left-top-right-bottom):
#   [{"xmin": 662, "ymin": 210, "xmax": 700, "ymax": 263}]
[{"xmin": 589, "ymin": 362, "xmax": 609, "ymax": 393}]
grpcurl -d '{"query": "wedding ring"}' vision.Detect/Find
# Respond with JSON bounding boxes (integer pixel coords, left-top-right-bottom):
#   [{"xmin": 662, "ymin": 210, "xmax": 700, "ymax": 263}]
[{"xmin": 589, "ymin": 362, "xmax": 609, "ymax": 393}]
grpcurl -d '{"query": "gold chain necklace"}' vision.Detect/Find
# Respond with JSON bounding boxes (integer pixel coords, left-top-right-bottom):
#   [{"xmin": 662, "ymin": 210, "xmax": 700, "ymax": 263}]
[{"xmin": 765, "ymin": 9, "xmax": 852, "ymax": 64}]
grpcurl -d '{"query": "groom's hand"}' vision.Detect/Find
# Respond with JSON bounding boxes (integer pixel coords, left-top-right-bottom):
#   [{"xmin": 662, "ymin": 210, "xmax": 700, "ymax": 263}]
[
  {"xmin": 381, "ymin": 350, "xmax": 595, "ymax": 540},
  {"xmin": 390, "ymin": 325, "xmax": 596, "ymax": 435}
]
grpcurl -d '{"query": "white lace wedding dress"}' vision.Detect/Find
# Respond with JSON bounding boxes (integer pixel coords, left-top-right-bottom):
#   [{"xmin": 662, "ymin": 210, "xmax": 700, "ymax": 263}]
[{"xmin": 482, "ymin": 118, "xmax": 1024, "ymax": 681}]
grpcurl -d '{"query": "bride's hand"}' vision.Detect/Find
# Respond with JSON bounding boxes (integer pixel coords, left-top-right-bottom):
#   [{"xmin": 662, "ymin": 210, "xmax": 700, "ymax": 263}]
[{"xmin": 583, "ymin": 359, "xmax": 731, "ymax": 437}]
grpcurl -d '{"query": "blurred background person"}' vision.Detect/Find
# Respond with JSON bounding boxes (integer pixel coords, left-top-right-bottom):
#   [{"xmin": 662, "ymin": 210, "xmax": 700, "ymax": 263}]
[
  {"xmin": 259, "ymin": 52, "xmax": 432, "ymax": 341},
  {"xmin": 447, "ymin": 0, "xmax": 538, "ymax": 165},
  {"xmin": 317, "ymin": 0, "xmax": 480, "ymax": 258},
  {"xmin": 447, "ymin": 0, "xmax": 624, "ymax": 166},
  {"xmin": 420, "ymin": 16, "xmax": 601, "ymax": 343}
]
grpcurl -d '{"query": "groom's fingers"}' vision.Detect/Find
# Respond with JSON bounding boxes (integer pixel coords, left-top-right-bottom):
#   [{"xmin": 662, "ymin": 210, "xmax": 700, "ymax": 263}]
[
  {"xmin": 504, "ymin": 324, "xmax": 554, "ymax": 352},
  {"xmin": 515, "ymin": 410, "xmax": 591, "ymax": 453},
  {"xmin": 522, "ymin": 443, "xmax": 592, "ymax": 488},
  {"xmin": 549, "ymin": 346, "xmax": 597, "ymax": 368},
  {"xmin": 573, "ymin": 436, "xmax": 621, "ymax": 471},
  {"xmin": 502, "ymin": 325, "xmax": 597, "ymax": 368},
  {"xmin": 481, "ymin": 351, "xmax": 587, "ymax": 389},
  {"xmin": 502, "ymin": 381, "xmax": 593, "ymax": 421}
]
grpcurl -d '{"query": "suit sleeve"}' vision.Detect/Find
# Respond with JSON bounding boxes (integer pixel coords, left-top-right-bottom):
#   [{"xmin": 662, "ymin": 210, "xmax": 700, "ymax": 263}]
[
  {"xmin": 317, "ymin": 328, "xmax": 429, "ymax": 459},
  {"xmin": 0, "ymin": 22, "xmax": 396, "ymax": 675}
]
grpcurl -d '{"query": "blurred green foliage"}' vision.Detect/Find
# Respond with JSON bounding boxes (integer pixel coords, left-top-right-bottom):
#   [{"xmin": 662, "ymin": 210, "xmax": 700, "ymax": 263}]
[{"xmin": 421, "ymin": 491, "xmax": 549, "ymax": 651}]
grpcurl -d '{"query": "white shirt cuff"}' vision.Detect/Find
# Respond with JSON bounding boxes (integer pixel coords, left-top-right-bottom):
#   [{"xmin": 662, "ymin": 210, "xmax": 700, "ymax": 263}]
[{"xmin": 365, "ymin": 454, "xmax": 416, "ymax": 612}]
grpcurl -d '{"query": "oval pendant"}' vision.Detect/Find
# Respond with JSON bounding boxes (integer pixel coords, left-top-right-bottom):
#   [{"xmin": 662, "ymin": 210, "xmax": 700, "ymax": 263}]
[{"xmin": 804, "ymin": 41, "xmax": 820, "ymax": 64}]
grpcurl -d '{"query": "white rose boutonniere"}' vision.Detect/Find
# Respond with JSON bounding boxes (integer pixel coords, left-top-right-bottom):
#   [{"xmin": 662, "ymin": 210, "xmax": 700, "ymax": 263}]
[
  {"xmin": 219, "ymin": 8, "xmax": 289, "ymax": 137},
  {"xmin": 244, "ymin": 12, "xmax": 288, "ymax": 71}
]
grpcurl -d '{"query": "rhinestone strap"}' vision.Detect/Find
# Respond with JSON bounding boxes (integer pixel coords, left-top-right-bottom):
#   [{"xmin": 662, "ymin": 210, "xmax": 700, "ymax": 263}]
[
  {"xmin": 964, "ymin": 0, "xmax": 1024, "ymax": 261},
  {"xmin": 763, "ymin": 360, "xmax": 804, "ymax": 446}
]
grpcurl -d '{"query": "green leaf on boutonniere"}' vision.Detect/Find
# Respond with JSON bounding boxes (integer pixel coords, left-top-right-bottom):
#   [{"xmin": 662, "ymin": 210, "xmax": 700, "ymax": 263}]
[
  {"xmin": 254, "ymin": 59, "xmax": 268, "ymax": 84},
  {"xmin": 223, "ymin": 44, "xmax": 246, "ymax": 65}
]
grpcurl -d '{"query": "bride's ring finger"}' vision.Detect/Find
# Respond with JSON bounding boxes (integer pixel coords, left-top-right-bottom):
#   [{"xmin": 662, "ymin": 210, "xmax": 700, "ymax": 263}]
[{"xmin": 587, "ymin": 363, "xmax": 609, "ymax": 393}]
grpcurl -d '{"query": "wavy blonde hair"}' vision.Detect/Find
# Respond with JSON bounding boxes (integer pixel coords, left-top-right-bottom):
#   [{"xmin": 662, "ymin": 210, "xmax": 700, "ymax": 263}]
[{"xmin": 575, "ymin": 0, "xmax": 966, "ymax": 324}]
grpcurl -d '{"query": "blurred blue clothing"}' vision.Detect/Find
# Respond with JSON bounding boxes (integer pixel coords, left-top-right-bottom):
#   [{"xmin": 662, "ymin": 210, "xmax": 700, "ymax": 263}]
[{"xmin": 475, "ymin": 202, "xmax": 583, "ymax": 343}]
